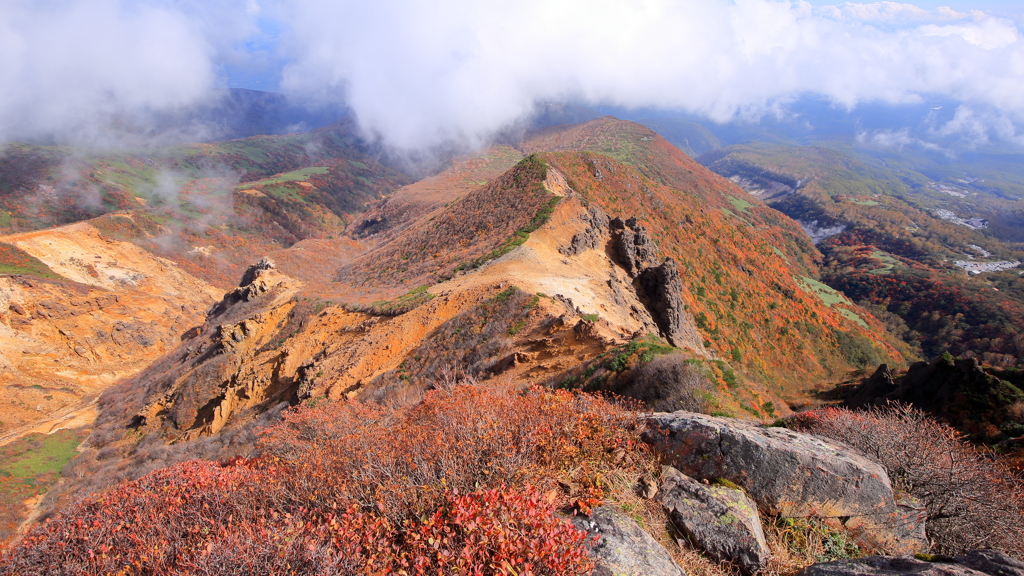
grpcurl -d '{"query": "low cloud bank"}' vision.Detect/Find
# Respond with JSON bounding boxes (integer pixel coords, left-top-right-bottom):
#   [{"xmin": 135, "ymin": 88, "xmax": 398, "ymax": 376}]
[{"xmin": 2, "ymin": 0, "xmax": 1022, "ymax": 149}]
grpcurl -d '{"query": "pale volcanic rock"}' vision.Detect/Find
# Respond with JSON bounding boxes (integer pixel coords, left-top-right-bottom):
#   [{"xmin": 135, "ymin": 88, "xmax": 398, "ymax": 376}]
[{"xmin": 570, "ymin": 505, "xmax": 686, "ymax": 576}]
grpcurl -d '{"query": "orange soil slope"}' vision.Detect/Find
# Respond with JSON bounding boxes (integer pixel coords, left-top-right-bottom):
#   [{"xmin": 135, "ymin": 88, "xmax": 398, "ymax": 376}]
[{"xmin": 0, "ymin": 223, "xmax": 220, "ymax": 440}]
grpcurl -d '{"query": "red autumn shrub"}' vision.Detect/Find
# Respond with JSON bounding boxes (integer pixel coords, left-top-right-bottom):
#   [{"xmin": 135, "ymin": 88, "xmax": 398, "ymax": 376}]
[
  {"xmin": 258, "ymin": 383, "xmax": 649, "ymax": 520},
  {"xmin": 1, "ymin": 383, "xmax": 647, "ymax": 575},
  {"xmin": 400, "ymin": 487, "xmax": 593, "ymax": 575},
  {"xmin": 789, "ymin": 403, "xmax": 1024, "ymax": 555}
]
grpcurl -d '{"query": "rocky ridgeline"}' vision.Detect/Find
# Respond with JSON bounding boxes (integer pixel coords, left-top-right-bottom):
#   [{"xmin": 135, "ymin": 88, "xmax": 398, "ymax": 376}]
[
  {"xmin": 844, "ymin": 356, "xmax": 1024, "ymax": 442},
  {"xmin": 562, "ymin": 206, "xmax": 705, "ymax": 353},
  {"xmin": 572, "ymin": 411, "xmax": 1021, "ymax": 576}
]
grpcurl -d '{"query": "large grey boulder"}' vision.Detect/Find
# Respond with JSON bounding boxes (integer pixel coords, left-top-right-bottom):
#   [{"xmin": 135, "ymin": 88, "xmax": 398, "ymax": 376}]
[
  {"xmin": 570, "ymin": 505, "xmax": 685, "ymax": 576},
  {"xmin": 657, "ymin": 466, "xmax": 769, "ymax": 575},
  {"xmin": 954, "ymin": 550, "xmax": 1024, "ymax": 576},
  {"xmin": 644, "ymin": 412, "xmax": 927, "ymax": 554},
  {"xmin": 796, "ymin": 551, "xmax": 1024, "ymax": 576},
  {"xmin": 797, "ymin": 556, "xmax": 987, "ymax": 576}
]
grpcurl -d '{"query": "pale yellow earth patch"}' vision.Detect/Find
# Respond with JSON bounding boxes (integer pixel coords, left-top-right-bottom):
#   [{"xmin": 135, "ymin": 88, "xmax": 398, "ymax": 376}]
[{"xmin": 0, "ymin": 222, "xmax": 221, "ymax": 440}]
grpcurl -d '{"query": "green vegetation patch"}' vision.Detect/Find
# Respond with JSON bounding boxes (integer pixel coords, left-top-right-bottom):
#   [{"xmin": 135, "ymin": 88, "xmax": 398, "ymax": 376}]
[
  {"xmin": 728, "ymin": 196, "xmax": 757, "ymax": 213},
  {"xmin": 834, "ymin": 330, "xmax": 883, "ymax": 368},
  {"xmin": 246, "ymin": 166, "xmax": 329, "ymax": 188},
  {"xmin": 852, "ymin": 200, "xmax": 881, "ymax": 206},
  {"xmin": 868, "ymin": 249, "xmax": 899, "ymax": 275},
  {"xmin": 795, "ymin": 275, "xmax": 849, "ymax": 307},
  {"xmin": 774, "ymin": 516, "xmax": 862, "ymax": 563},
  {"xmin": 0, "ymin": 243, "xmax": 61, "ymax": 279},
  {"xmin": 795, "ymin": 275, "xmax": 870, "ymax": 328},
  {"xmin": 1, "ymin": 429, "xmax": 81, "ymax": 481},
  {"xmin": 360, "ymin": 285, "xmax": 436, "ymax": 316},
  {"xmin": 838, "ymin": 308, "xmax": 869, "ymax": 328},
  {"xmin": 601, "ymin": 335, "xmax": 677, "ymax": 374},
  {"xmin": 261, "ymin": 183, "xmax": 307, "ymax": 203},
  {"xmin": 713, "ymin": 360, "xmax": 740, "ymax": 389},
  {"xmin": 95, "ymin": 158, "xmax": 159, "ymax": 194}
]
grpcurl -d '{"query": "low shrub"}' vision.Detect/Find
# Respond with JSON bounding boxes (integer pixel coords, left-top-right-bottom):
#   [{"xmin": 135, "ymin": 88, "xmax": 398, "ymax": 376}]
[
  {"xmin": 260, "ymin": 383, "xmax": 649, "ymax": 520},
  {"xmin": 622, "ymin": 353, "xmax": 713, "ymax": 413},
  {"xmin": 1, "ymin": 384, "xmax": 650, "ymax": 575},
  {"xmin": 789, "ymin": 404, "xmax": 1024, "ymax": 555}
]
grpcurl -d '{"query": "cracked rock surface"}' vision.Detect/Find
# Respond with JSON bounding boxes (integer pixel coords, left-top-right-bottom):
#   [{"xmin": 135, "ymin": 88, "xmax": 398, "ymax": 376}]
[
  {"xmin": 644, "ymin": 411, "xmax": 928, "ymax": 554},
  {"xmin": 570, "ymin": 505, "xmax": 685, "ymax": 576},
  {"xmin": 657, "ymin": 465, "xmax": 769, "ymax": 575}
]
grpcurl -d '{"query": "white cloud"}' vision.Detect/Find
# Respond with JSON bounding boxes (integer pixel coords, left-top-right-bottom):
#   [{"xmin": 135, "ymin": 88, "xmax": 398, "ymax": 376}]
[
  {"xmin": 932, "ymin": 105, "xmax": 1024, "ymax": 147},
  {"xmin": 1, "ymin": 0, "xmax": 1023, "ymax": 150},
  {"xmin": 0, "ymin": 0, "xmax": 256, "ymax": 146},
  {"xmin": 273, "ymin": 0, "xmax": 1024, "ymax": 148},
  {"xmin": 0, "ymin": 2, "xmax": 202, "ymax": 142},
  {"xmin": 858, "ymin": 128, "xmax": 946, "ymax": 152}
]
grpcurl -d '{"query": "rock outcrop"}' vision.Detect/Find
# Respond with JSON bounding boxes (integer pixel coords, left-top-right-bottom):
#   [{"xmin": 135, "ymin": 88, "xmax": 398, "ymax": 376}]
[
  {"xmin": 636, "ymin": 258, "xmax": 702, "ymax": 349},
  {"xmin": 843, "ymin": 356, "xmax": 1024, "ymax": 442},
  {"xmin": 560, "ymin": 204, "xmax": 610, "ymax": 257},
  {"xmin": 208, "ymin": 258, "xmax": 280, "ymax": 318},
  {"xmin": 127, "ymin": 259, "xmax": 303, "ymax": 439},
  {"xmin": 796, "ymin": 550, "xmax": 1024, "ymax": 576},
  {"xmin": 645, "ymin": 411, "xmax": 928, "ymax": 554},
  {"xmin": 570, "ymin": 505, "xmax": 685, "ymax": 576},
  {"xmin": 657, "ymin": 466, "xmax": 769, "ymax": 575},
  {"xmin": 954, "ymin": 550, "xmax": 1024, "ymax": 576},
  {"xmin": 845, "ymin": 363, "xmax": 898, "ymax": 408},
  {"xmin": 610, "ymin": 217, "xmax": 660, "ymax": 275},
  {"xmin": 603, "ymin": 216, "xmax": 705, "ymax": 352}
]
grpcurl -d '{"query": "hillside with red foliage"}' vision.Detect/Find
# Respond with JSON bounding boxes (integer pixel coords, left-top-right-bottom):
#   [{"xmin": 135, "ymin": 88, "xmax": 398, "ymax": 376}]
[
  {"xmin": 702, "ymin": 143, "xmax": 1024, "ymax": 368},
  {"xmin": 336, "ymin": 155, "xmax": 558, "ymax": 292},
  {"xmin": 523, "ymin": 118, "xmax": 907, "ymax": 395}
]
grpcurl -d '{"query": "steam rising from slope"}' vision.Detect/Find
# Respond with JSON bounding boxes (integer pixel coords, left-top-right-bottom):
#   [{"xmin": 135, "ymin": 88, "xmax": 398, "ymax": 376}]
[{"xmin": 2, "ymin": 0, "xmax": 1023, "ymax": 149}]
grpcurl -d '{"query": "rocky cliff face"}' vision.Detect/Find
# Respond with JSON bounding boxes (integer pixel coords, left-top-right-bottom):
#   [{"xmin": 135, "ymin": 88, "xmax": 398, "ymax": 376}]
[{"xmin": 569, "ymin": 212, "xmax": 706, "ymax": 352}]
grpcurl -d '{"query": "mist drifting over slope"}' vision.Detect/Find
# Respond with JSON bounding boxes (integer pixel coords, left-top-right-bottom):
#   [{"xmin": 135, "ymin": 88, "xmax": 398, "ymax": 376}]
[{"xmin": 1, "ymin": 0, "xmax": 1023, "ymax": 149}]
